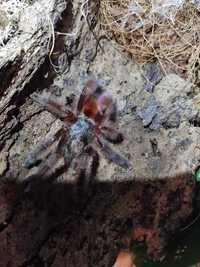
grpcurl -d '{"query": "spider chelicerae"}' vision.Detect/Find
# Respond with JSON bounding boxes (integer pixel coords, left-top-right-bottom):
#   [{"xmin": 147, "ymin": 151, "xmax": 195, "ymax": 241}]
[{"xmin": 23, "ymin": 79, "xmax": 130, "ymax": 184}]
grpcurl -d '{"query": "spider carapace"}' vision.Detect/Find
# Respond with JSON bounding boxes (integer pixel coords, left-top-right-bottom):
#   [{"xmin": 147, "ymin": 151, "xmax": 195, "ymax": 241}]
[{"xmin": 24, "ymin": 79, "xmax": 131, "ymax": 183}]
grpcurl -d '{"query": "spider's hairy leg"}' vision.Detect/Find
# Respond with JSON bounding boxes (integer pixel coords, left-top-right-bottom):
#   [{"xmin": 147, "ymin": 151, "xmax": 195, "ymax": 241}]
[
  {"xmin": 71, "ymin": 146, "xmax": 99, "ymax": 201},
  {"xmin": 98, "ymin": 92, "xmax": 117, "ymax": 122},
  {"xmin": 31, "ymin": 92, "xmax": 76, "ymax": 121},
  {"xmin": 92, "ymin": 92, "xmax": 118, "ymax": 126},
  {"xmin": 95, "ymin": 137, "xmax": 131, "ymax": 169},
  {"xmin": 80, "ymin": 146, "xmax": 99, "ymax": 182},
  {"xmin": 107, "ymin": 100, "xmax": 117, "ymax": 122},
  {"xmin": 56, "ymin": 130, "xmax": 72, "ymax": 171},
  {"xmin": 100, "ymin": 126, "xmax": 124, "ymax": 144},
  {"xmin": 23, "ymin": 152, "xmax": 63, "ymax": 184},
  {"xmin": 24, "ymin": 128, "xmax": 66, "ymax": 169},
  {"xmin": 96, "ymin": 93, "xmax": 123, "ymax": 143},
  {"xmin": 85, "ymin": 145, "xmax": 99, "ymax": 178}
]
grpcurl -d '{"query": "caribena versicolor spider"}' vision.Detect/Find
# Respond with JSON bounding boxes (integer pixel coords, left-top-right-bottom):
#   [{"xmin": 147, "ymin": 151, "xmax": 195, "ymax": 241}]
[{"xmin": 23, "ymin": 79, "xmax": 131, "ymax": 184}]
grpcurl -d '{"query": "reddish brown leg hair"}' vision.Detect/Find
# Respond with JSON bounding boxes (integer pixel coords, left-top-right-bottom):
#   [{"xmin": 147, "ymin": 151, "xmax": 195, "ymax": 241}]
[
  {"xmin": 24, "ymin": 128, "xmax": 66, "ymax": 169},
  {"xmin": 31, "ymin": 92, "xmax": 76, "ymax": 121}
]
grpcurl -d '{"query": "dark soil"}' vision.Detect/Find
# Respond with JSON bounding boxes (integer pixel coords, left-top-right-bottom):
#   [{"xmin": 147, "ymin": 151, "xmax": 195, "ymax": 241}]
[{"xmin": 0, "ymin": 172, "xmax": 195, "ymax": 267}]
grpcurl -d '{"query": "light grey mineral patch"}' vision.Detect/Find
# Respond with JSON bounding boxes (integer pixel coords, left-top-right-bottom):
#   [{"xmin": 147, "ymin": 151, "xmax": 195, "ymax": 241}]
[
  {"xmin": 0, "ymin": 10, "xmax": 9, "ymax": 30},
  {"xmin": 136, "ymin": 96, "xmax": 159, "ymax": 127},
  {"xmin": 136, "ymin": 94, "xmax": 198, "ymax": 130},
  {"xmin": 143, "ymin": 62, "xmax": 163, "ymax": 93}
]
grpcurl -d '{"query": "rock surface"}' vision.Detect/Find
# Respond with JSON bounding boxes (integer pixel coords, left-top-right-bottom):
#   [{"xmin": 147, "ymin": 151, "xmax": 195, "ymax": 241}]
[{"xmin": 0, "ymin": 0, "xmax": 199, "ymax": 266}]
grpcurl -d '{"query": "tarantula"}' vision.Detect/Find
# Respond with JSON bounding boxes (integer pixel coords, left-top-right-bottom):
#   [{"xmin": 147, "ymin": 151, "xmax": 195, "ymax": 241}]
[{"xmin": 23, "ymin": 79, "xmax": 130, "ymax": 184}]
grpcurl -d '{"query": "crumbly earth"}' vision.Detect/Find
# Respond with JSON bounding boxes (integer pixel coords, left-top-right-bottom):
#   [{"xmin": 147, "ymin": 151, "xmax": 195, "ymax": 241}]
[{"xmin": 0, "ymin": 172, "xmax": 195, "ymax": 266}]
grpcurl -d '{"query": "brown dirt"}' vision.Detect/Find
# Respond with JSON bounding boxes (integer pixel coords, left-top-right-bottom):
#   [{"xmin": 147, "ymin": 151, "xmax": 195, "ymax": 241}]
[{"xmin": 0, "ymin": 172, "xmax": 195, "ymax": 267}]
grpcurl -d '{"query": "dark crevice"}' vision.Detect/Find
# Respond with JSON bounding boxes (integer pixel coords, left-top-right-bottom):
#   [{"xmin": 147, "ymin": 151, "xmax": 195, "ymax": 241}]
[
  {"xmin": 48, "ymin": 0, "xmax": 76, "ymax": 73},
  {"xmin": 0, "ymin": 109, "xmax": 43, "ymax": 151},
  {"xmin": 0, "ymin": 53, "xmax": 24, "ymax": 97},
  {"xmin": 0, "ymin": 0, "xmax": 71, "ymax": 122},
  {"xmin": 56, "ymin": 0, "xmax": 73, "ymax": 33},
  {"xmin": 8, "ymin": 57, "xmax": 55, "ymax": 109},
  {"xmin": 0, "ymin": 57, "xmax": 55, "ymax": 151}
]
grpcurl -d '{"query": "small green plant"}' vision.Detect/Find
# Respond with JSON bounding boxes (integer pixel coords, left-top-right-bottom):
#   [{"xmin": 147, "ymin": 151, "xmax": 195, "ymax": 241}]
[{"xmin": 195, "ymin": 167, "xmax": 200, "ymax": 182}]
